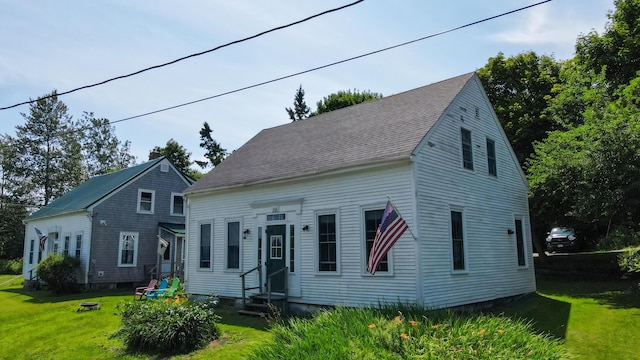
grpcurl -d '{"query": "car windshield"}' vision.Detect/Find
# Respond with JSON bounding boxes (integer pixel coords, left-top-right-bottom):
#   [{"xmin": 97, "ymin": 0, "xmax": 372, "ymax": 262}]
[{"xmin": 551, "ymin": 228, "xmax": 573, "ymax": 235}]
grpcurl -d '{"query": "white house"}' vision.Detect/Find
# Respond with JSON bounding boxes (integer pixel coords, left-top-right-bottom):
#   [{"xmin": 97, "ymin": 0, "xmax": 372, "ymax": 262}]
[{"xmin": 183, "ymin": 73, "xmax": 535, "ymax": 310}]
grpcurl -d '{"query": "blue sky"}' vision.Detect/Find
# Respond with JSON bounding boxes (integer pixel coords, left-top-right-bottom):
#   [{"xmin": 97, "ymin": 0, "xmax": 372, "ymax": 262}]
[{"xmin": 0, "ymin": 0, "xmax": 612, "ymax": 168}]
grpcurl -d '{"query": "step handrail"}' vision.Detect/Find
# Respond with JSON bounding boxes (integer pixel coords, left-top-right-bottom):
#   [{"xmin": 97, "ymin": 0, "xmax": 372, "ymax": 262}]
[
  {"xmin": 240, "ymin": 263, "xmax": 263, "ymax": 308},
  {"xmin": 266, "ymin": 266, "xmax": 288, "ymax": 315}
]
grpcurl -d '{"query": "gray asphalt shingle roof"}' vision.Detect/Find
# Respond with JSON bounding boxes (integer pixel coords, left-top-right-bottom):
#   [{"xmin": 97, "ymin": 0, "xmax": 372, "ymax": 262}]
[
  {"xmin": 27, "ymin": 157, "xmax": 166, "ymax": 220},
  {"xmin": 186, "ymin": 72, "xmax": 475, "ymax": 194}
]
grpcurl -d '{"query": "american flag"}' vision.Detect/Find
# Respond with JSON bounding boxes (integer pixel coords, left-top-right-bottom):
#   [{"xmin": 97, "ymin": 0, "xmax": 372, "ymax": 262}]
[
  {"xmin": 35, "ymin": 227, "xmax": 47, "ymax": 252},
  {"xmin": 367, "ymin": 200, "xmax": 408, "ymax": 275}
]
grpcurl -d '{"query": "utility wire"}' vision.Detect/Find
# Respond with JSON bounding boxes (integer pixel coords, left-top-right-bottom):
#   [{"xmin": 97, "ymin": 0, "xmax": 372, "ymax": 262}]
[
  {"xmin": 0, "ymin": 0, "xmax": 365, "ymax": 111},
  {"xmin": 109, "ymin": 0, "xmax": 552, "ymax": 125}
]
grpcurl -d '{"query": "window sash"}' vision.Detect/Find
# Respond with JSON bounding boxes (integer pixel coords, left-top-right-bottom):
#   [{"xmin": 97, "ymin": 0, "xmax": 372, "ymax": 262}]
[
  {"xmin": 199, "ymin": 223, "xmax": 212, "ymax": 268},
  {"xmin": 451, "ymin": 211, "xmax": 465, "ymax": 270},
  {"xmin": 461, "ymin": 128, "xmax": 473, "ymax": 170},
  {"xmin": 515, "ymin": 219, "xmax": 526, "ymax": 266},
  {"xmin": 365, "ymin": 209, "xmax": 388, "ymax": 272},
  {"xmin": 487, "ymin": 139, "xmax": 497, "ymax": 176},
  {"xmin": 119, "ymin": 233, "xmax": 137, "ymax": 266},
  {"xmin": 75, "ymin": 234, "xmax": 82, "ymax": 259},
  {"xmin": 318, "ymin": 214, "xmax": 337, "ymax": 272},
  {"xmin": 172, "ymin": 195, "xmax": 184, "ymax": 215},
  {"xmin": 227, "ymin": 221, "xmax": 240, "ymax": 269}
]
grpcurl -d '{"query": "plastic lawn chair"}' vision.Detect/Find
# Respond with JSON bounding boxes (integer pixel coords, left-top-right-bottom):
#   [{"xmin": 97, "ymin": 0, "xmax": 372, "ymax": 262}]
[
  {"xmin": 134, "ymin": 279, "xmax": 158, "ymax": 300},
  {"xmin": 145, "ymin": 278, "xmax": 168, "ymax": 300},
  {"xmin": 158, "ymin": 278, "xmax": 180, "ymax": 299}
]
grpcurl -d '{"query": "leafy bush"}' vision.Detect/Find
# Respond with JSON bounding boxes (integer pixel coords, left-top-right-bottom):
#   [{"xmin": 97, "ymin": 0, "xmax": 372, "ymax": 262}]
[
  {"xmin": 114, "ymin": 296, "xmax": 220, "ymax": 354},
  {"xmin": 0, "ymin": 258, "xmax": 22, "ymax": 274},
  {"xmin": 36, "ymin": 253, "xmax": 80, "ymax": 293},
  {"xmin": 618, "ymin": 248, "xmax": 640, "ymax": 274},
  {"xmin": 598, "ymin": 226, "xmax": 640, "ymax": 251},
  {"xmin": 250, "ymin": 306, "xmax": 568, "ymax": 360}
]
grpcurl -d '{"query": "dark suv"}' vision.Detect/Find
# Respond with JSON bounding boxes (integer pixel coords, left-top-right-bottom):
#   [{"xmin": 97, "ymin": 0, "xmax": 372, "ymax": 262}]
[{"xmin": 545, "ymin": 226, "xmax": 578, "ymax": 252}]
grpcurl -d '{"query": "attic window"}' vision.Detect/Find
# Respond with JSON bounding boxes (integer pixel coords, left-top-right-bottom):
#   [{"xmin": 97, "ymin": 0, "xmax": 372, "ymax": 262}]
[{"xmin": 160, "ymin": 164, "xmax": 169, "ymax": 172}]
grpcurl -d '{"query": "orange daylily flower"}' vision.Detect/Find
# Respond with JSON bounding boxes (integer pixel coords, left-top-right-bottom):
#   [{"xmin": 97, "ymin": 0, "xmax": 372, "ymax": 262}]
[
  {"xmin": 400, "ymin": 333, "xmax": 408, "ymax": 338},
  {"xmin": 368, "ymin": 323, "xmax": 376, "ymax": 329},
  {"xmin": 432, "ymin": 324, "xmax": 440, "ymax": 329},
  {"xmin": 479, "ymin": 329, "xmax": 486, "ymax": 335},
  {"xmin": 497, "ymin": 329, "xmax": 505, "ymax": 335},
  {"xmin": 410, "ymin": 320, "xmax": 418, "ymax": 327}
]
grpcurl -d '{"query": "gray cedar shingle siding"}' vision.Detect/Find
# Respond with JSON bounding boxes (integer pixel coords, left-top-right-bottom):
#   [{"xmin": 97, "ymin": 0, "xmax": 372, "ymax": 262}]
[
  {"xmin": 89, "ymin": 164, "xmax": 190, "ymax": 284},
  {"xmin": 186, "ymin": 72, "xmax": 475, "ymax": 193}
]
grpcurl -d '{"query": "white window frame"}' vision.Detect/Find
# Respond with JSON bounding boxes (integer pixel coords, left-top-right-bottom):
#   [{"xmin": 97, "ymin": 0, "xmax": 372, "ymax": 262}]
[
  {"xmin": 315, "ymin": 209, "xmax": 340, "ymax": 275},
  {"xmin": 361, "ymin": 203, "xmax": 394, "ymax": 276},
  {"xmin": 486, "ymin": 138, "xmax": 497, "ymax": 177},
  {"xmin": 74, "ymin": 232, "xmax": 83, "ymax": 259},
  {"xmin": 461, "ymin": 128, "xmax": 474, "ymax": 171},
  {"xmin": 137, "ymin": 189, "xmax": 155, "ymax": 214},
  {"xmin": 118, "ymin": 231, "xmax": 139, "ymax": 267},
  {"xmin": 514, "ymin": 215, "xmax": 528, "ymax": 268},
  {"xmin": 63, "ymin": 232, "xmax": 71, "ymax": 256},
  {"xmin": 450, "ymin": 206, "xmax": 469, "ymax": 274},
  {"xmin": 170, "ymin": 192, "xmax": 185, "ymax": 216},
  {"xmin": 198, "ymin": 220, "xmax": 213, "ymax": 270},
  {"xmin": 225, "ymin": 219, "xmax": 242, "ymax": 271}
]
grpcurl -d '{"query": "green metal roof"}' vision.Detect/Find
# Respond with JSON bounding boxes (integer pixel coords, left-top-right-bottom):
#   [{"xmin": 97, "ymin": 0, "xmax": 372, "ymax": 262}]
[
  {"xmin": 159, "ymin": 222, "xmax": 185, "ymax": 234},
  {"xmin": 27, "ymin": 157, "xmax": 166, "ymax": 220}
]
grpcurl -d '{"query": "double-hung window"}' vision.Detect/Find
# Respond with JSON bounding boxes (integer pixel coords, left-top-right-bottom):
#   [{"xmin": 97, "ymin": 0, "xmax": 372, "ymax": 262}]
[
  {"xmin": 226, "ymin": 221, "xmax": 240, "ymax": 269},
  {"xmin": 75, "ymin": 233, "xmax": 83, "ymax": 259},
  {"xmin": 461, "ymin": 128, "xmax": 473, "ymax": 170},
  {"xmin": 364, "ymin": 209, "xmax": 388, "ymax": 273},
  {"xmin": 318, "ymin": 214, "xmax": 337, "ymax": 272},
  {"xmin": 137, "ymin": 189, "xmax": 155, "ymax": 214},
  {"xmin": 118, "ymin": 232, "xmax": 138, "ymax": 267},
  {"xmin": 487, "ymin": 138, "xmax": 497, "ymax": 176},
  {"xmin": 451, "ymin": 210, "xmax": 466, "ymax": 271},
  {"xmin": 199, "ymin": 222, "xmax": 212, "ymax": 269},
  {"xmin": 171, "ymin": 193, "xmax": 184, "ymax": 216},
  {"xmin": 515, "ymin": 218, "xmax": 526, "ymax": 267}
]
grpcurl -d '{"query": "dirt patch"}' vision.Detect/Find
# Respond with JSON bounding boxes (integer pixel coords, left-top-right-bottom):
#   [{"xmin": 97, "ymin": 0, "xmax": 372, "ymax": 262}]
[{"xmin": 207, "ymin": 336, "xmax": 230, "ymax": 350}]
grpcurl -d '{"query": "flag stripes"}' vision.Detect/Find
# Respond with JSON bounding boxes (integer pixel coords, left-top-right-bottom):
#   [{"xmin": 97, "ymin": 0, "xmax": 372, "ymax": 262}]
[{"xmin": 367, "ymin": 200, "xmax": 408, "ymax": 275}]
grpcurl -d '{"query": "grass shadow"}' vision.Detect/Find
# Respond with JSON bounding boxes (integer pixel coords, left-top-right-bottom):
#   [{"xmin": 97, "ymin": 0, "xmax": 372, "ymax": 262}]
[
  {"xmin": 489, "ymin": 293, "xmax": 571, "ymax": 339},
  {"xmin": 537, "ymin": 278, "xmax": 640, "ymax": 309},
  {"xmin": 215, "ymin": 307, "xmax": 270, "ymax": 331},
  {"xmin": 0, "ymin": 286, "xmax": 133, "ymax": 304}
]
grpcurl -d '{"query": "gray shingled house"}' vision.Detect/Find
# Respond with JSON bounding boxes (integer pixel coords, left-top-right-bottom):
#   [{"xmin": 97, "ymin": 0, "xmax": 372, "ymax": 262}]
[
  {"xmin": 183, "ymin": 72, "xmax": 535, "ymax": 311},
  {"xmin": 22, "ymin": 156, "xmax": 193, "ymax": 288}
]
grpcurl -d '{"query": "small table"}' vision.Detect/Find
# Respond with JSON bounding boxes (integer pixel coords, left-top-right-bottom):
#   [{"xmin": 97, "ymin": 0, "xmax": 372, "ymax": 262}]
[{"xmin": 78, "ymin": 302, "xmax": 100, "ymax": 311}]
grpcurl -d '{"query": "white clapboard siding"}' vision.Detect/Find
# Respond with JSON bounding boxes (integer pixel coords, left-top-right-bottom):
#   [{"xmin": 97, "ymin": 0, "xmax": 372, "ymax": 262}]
[
  {"xmin": 414, "ymin": 76, "xmax": 535, "ymax": 308},
  {"xmin": 23, "ymin": 213, "xmax": 92, "ymax": 282},
  {"xmin": 187, "ymin": 162, "xmax": 419, "ymax": 307}
]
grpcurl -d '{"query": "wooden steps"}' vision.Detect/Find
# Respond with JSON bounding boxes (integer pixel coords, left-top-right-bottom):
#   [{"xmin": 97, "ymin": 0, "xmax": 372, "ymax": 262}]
[{"xmin": 239, "ymin": 293, "xmax": 287, "ymax": 317}]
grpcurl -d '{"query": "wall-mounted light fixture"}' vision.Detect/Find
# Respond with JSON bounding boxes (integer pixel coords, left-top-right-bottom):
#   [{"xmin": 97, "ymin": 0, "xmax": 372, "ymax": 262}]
[
  {"xmin": 507, "ymin": 229, "xmax": 515, "ymax": 235},
  {"xmin": 243, "ymin": 229, "xmax": 251, "ymax": 239},
  {"xmin": 302, "ymin": 225, "xmax": 310, "ymax": 231}
]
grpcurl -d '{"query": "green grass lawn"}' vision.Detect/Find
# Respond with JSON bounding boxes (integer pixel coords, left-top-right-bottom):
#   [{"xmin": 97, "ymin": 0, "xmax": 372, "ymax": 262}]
[
  {"xmin": 493, "ymin": 277, "xmax": 640, "ymax": 360},
  {"xmin": 0, "ymin": 275, "xmax": 269, "ymax": 360},
  {"xmin": 1, "ymin": 274, "xmax": 639, "ymax": 359}
]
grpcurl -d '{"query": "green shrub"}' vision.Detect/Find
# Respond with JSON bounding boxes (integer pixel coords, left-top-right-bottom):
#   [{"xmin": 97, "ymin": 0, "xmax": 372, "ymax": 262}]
[
  {"xmin": 618, "ymin": 247, "xmax": 640, "ymax": 274},
  {"xmin": 598, "ymin": 226, "xmax": 640, "ymax": 250},
  {"xmin": 114, "ymin": 296, "xmax": 220, "ymax": 354},
  {"xmin": 0, "ymin": 258, "xmax": 22, "ymax": 274},
  {"xmin": 36, "ymin": 253, "xmax": 80, "ymax": 293},
  {"xmin": 250, "ymin": 306, "xmax": 568, "ymax": 360}
]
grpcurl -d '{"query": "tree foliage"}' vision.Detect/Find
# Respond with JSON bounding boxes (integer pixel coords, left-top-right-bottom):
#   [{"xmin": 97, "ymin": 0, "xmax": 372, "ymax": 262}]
[
  {"xmin": 195, "ymin": 121, "xmax": 226, "ymax": 169},
  {"xmin": 285, "ymin": 85, "xmax": 310, "ymax": 121},
  {"xmin": 576, "ymin": 0, "xmax": 640, "ymax": 90},
  {"xmin": 477, "ymin": 51, "xmax": 560, "ymax": 165},
  {"xmin": 312, "ymin": 89, "xmax": 383, "ymax": 116},
  {"xmin": 150, "ymin": 139, "xmax": 193, "ymax": 175}
]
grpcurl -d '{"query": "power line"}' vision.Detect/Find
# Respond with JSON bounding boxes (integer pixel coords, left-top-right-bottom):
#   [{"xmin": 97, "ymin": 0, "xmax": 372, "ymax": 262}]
[
  {"xmin": 109, "ymin": 0, "xmax": 553, "ymax": 125},
  {"xmin": 0, "ymin": 0, "xmax": 365, "ymax": 111}
]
